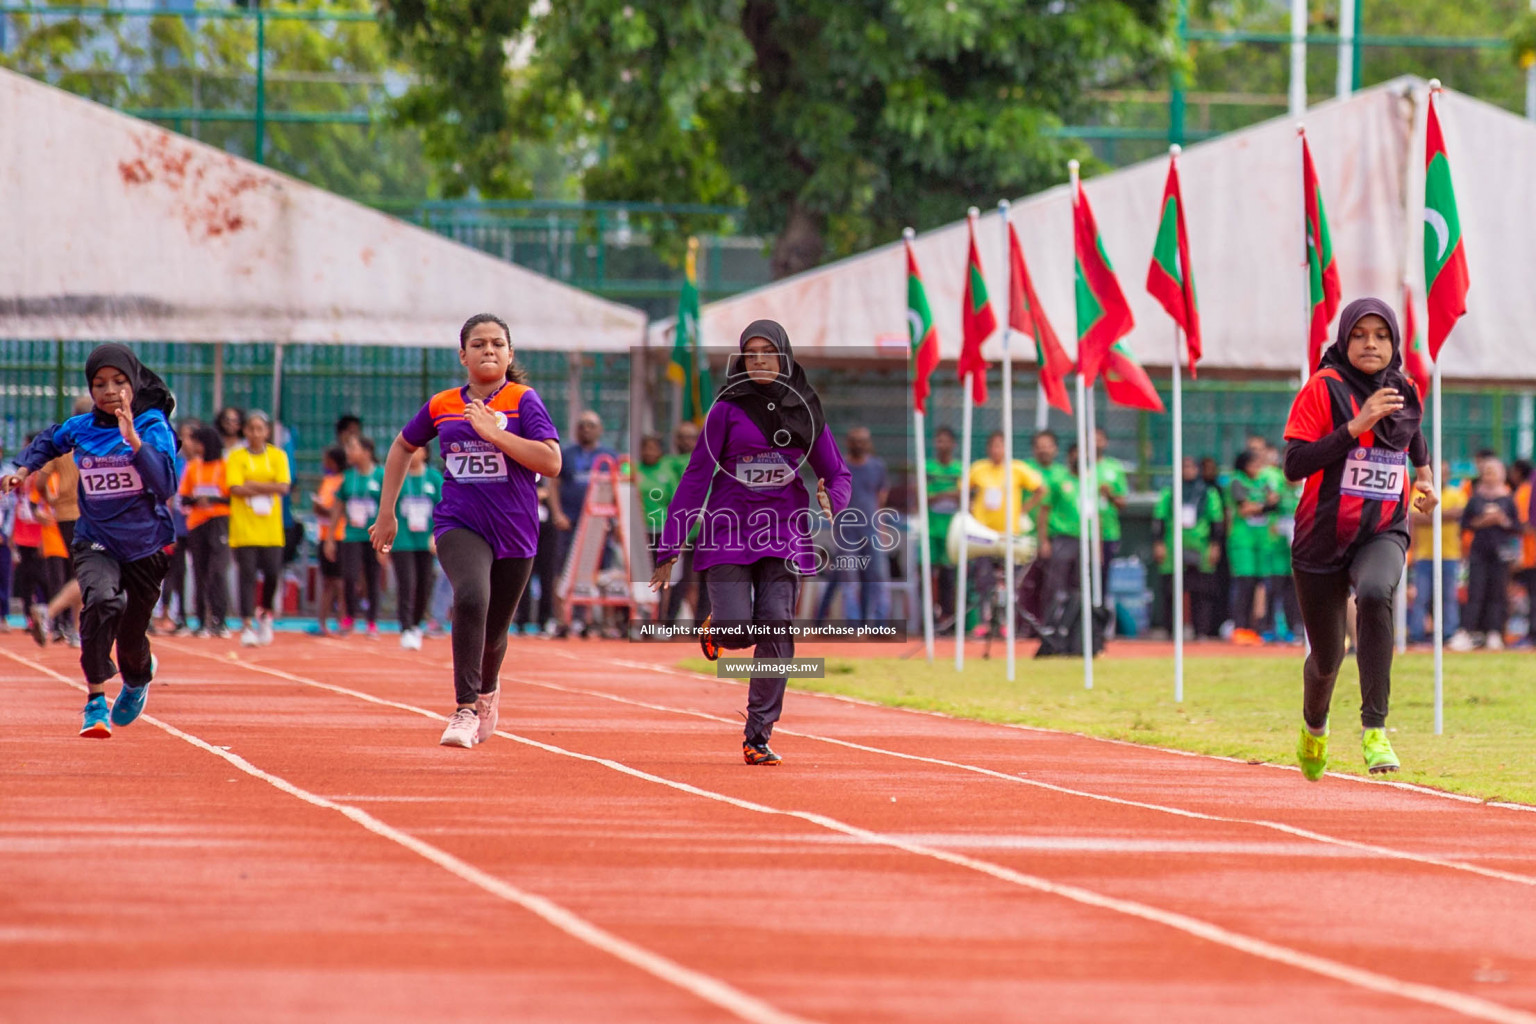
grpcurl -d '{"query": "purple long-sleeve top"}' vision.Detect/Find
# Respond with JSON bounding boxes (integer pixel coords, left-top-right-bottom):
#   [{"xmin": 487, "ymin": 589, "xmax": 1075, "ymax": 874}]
[{"xmin": 657, "ymin": 401, "xmax": 852, "ymax": 575}]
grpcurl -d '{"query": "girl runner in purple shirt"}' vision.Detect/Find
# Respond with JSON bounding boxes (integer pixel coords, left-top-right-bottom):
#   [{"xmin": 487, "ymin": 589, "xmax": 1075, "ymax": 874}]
[
  {"xmin": 371, "ymin": 313, "xmax": 562, "ymax": 749},
  {"xmin": 651, "ymin": 319, "xmax": 852, "ymax": 765}
]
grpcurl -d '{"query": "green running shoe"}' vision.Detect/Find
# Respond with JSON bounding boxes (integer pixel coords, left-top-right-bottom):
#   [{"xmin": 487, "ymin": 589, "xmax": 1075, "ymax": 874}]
[
  {"xmin": 1362, "ymin": 728, "xmax": 1400, "ymax": 774},
  {"xmin": 1297, "ymin": 726, "xmax": 1328, "ymax": 782}
]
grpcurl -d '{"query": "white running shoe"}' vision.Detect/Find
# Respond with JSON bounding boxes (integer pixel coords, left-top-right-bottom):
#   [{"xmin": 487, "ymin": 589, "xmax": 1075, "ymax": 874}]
[
  {"xmin": 1485, "ymin": 631, "xmax": 1505, "ymax": 651},
  {"xmin": 240, "ymin": 627, "xmax": 260, "ymax": 647},
  {"xmin": 473, "ymin": 688, "xmax": 500, "ymax": 743},
  {"xmin": 1448, "ymin": 629, "xmax": 1475, "ymax": 652},
  {"xmin": 400, "ymin": 627, "xmax": 422, "ymax": 651},
  {"xmin": 439, "ymin": 707, "xmax": 479, "ymax": 748},
  {"xmin": 257, "ymin": 614, "xmax": 275, "ymax": 647}
]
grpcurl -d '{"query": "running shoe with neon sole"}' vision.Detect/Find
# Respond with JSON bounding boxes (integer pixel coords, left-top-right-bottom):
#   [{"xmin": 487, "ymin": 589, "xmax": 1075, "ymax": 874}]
[
  {"xmin": 699, "ymin": 615, "xmax": 719, "ymax": 662},
  {"xmin": 1362, "ymin": 728, "xmax": 1400, "ymax": 774},
  {"xmin": 1297, "ymin": 726, "xmax": 1328, "ymax": 782},
  {"xmin": 742, "ymin": 740, "xmax": 782, "ymax": 766},
  {"xmin": 80, "ymin": 694, "xmax": 112, "ymax": 739},
  {"xmin": 439, "ymin": 707, "xmax": 479, "ymax": 748},
  {"xmin": 473, "ymin": 688, "xmax": 500, "ymax": 744},
  {"xmin": 110, "ymin": 656, "xmax": 157, "ymax": 728}
]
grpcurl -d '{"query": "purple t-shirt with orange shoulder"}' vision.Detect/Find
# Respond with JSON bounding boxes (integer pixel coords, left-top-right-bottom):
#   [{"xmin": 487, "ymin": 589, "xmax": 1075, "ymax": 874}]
[{"xmin": 401, "ymin": 382, "xmax": 559, "ymax": 559}]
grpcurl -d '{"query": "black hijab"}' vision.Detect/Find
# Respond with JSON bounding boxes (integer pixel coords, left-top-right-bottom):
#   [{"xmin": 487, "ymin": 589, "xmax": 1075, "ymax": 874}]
[
  {"xmin": 84, "ymin": 343, "xmax": 177, "ymax": 421},
  {"xmin": 1316, "ymin": 296, "xmax": 1421, "ymax": 452},
  {"xmin": 715, "ymin": 320, "xmax": 825, "ymax": 451}
]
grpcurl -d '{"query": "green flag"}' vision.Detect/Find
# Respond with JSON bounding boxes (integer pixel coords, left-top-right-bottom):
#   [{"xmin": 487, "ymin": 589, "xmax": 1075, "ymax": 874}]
[{"xmin": 667, "ymin": 240, "xmax": 711, "ymax": 424}]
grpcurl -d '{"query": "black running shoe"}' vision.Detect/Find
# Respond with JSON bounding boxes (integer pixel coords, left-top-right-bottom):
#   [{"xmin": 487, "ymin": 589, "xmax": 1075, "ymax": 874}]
[
  {"xmin": 699, "ymin": 615, "xmax": 720, "ymax": 661},
  {"xmin": 742, "ymin": 740, "xmax": 782, "ymax": 766}
]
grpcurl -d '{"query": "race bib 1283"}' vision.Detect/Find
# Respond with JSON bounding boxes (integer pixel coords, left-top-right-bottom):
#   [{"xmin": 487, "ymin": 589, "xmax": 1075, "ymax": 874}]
[
  {"xmin": 78, "ymin": 454, "xmax": 143, "ymax": 498},
  {"xmin": 1340, "ymin": 447, "xmax": 1407, "ymax": 502}
]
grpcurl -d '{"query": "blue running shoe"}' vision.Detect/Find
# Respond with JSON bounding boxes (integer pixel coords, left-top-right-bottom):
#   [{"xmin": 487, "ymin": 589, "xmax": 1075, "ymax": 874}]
[
  {"xmin": 111, "ymin": 656, "xmax": 157, "ymax": 727},
  {"xmin": 80, "ymin": 694, "xmax": 111, "ymax": 738}
]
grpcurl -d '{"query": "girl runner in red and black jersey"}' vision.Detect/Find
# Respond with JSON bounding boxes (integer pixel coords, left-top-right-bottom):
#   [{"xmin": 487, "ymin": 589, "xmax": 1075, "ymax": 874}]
[
  {"xmin": 1284, "ymin": 297, "xmax": 1437, "ymax": 780},
  {"xmin": 370, "ymin": 314, "xmax": 561, "ymax": 748}
]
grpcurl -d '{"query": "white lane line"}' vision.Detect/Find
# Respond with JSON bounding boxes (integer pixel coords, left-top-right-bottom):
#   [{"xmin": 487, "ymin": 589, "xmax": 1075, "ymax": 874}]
[
  {"xmin": 158, "ymin": 646, "xmax": 1536, "ymax": 1024},
  {"xmin": 0, "ymin": 648, "xmax": 817, "ymax": 1024},
  {"xmin": 503, "ymin": 674, "xmax": 1536, "ymax": 889},
  {"xmin": 571, "ymin": 651, "xmax": 1536, "ymax": 814}
]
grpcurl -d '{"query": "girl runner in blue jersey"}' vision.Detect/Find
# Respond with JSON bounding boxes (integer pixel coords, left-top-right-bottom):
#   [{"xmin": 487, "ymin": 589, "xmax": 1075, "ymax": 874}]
[
  {"xmin": 2, "ymin": 344, "xmax": 180, "ymax": 737},
  {"xmin": 371, "ymin": 314, "xmax": 562, "ymax": 748}
]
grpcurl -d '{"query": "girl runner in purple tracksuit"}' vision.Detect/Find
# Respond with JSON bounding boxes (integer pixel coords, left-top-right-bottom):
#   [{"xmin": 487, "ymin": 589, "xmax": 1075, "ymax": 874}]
[
  {"xmin": 2, "ymin": 345, "xmax": 180, "ymax": 737},
  {"xmin": 371, "ymin": 314, "xmax": 562, "ymax": 748},
  {"xmin": 652, "ymin": 319, "xmax": 852, "ymax": 765}
]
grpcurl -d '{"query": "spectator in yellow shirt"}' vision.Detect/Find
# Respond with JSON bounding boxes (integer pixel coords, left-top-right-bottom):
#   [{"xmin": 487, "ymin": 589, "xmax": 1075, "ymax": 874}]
[
  {"xmin": 225, "ymin": 411, "xmax": 291, "ymax": 647},
  {"xmin": 1407, "ymin": 462, "xmax": 1465, "ymax": 645},
  {"xmin": 965, "ymin": 430, "xmax": 1043, "ymax": 636}
]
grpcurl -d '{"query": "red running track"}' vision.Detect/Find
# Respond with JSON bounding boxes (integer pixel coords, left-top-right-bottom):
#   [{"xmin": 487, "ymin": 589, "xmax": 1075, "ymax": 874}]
[{"xmin": 3, "ymin": 632, "xmax": 1535, "ymax": 1024}]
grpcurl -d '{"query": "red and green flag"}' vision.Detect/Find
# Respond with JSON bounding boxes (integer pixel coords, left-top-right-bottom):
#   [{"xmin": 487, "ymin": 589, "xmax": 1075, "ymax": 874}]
[
  {"xmin": 1007, "ymin": 222, "xmax": 1072, "ymax": 414},
  {"xmin": 1401, "ymin": 283, "xmax": 1433, "ymax": 399},
  {"xmin": 905, "ymin": 236, "xmax": 942, "ymax": 415},
  {"xmin": 1073, "ymin": 181, "xmax": 1135, "ymax": 386},
  {"xmin": 1145, "ymin": 154, "xmax": 1202, "ymax": 375},
  {"xmin": 1103, "ymin": 342, "xmax": 1166, "ymax": 413},
  {"xmin": 959, "ymin": 216, "xmax": 997, "ymax": 405},
  {"xmin": 1302, "ymin": 134, "xmax": 1341, "ymax": 374},
  {"xmin": 1424, "ymin": 92, "xmax": 1469, "ymax": 360}
]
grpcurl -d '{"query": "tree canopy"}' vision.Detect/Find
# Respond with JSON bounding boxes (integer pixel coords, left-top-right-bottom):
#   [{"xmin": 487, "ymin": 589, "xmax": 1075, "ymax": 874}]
[{"xmin": 380, "ymin": 0, "xmax": 1170, "ymax": 277}]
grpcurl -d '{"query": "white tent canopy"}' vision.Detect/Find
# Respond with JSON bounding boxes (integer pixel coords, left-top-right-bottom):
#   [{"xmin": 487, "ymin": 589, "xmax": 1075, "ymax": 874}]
[
  {"xmin": 655, "ymin": 78, "xmax": 1530, "ymax": 383},
  {"xmin": 0, "ymin": 67, "xmax": 646, "ymax": 351}
]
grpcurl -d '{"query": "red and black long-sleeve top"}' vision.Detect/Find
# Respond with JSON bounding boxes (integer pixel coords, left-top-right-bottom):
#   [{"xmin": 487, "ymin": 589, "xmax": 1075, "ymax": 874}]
[{"xmin": 1283, "ymin": 368, "xmax": 1428, "ymax": 574}]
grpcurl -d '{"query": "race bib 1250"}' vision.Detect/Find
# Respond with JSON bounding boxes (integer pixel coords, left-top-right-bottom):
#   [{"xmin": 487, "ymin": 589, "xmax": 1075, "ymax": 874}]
[
  {"xmin": 78, "ymin": 454, "xmax": 143, "ymax": 498},
  {"xmin": 1340, "ymin": 448, "xmax": 1407, "ymax": 502}
]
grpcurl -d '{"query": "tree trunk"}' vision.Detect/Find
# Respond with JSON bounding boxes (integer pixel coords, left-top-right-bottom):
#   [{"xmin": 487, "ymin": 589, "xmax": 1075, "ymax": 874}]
[{"xmin": 770, "ymin": 200, "xmax": 825, "ymax": 279}]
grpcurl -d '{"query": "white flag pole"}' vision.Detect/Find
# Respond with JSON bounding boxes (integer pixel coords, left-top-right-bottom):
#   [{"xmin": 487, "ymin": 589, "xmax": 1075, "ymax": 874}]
[
  {"xmin": 999, "ymin": 200, "xmax": 1017, "ymax": 681},
  {"xmin": 1298, "ymin": 124, "xmax": 1313, "ymax": 386},
  {"xmin": 915, "ymin": 408, "xmax": 936, "ymax": 664},
  {"xmin": 1087, "ymin": 385, "xmax": 1102, "ymax": 610},
  {"xmin": 956, "ymin": 378, "xmax": 974, "ymax": 672},
  {"xmin": 1172, "ymin": 326, "xmax": 1186, "ymax": 702},
  {"xmin": 904, "ymin": 229, "xmax": 936, "ymax": 664},
  {"xmin": 1432, "ymin": 358, "xmax": 1443, "ymax": 735},
  {"xmin": 1070, "ymin": 160, "xmax": 1094, "ymax": 690}
]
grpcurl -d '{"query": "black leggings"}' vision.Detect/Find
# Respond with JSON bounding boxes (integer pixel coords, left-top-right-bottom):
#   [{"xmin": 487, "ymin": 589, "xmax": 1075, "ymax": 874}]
[
  {"xmin": 391, "ymin": 548, "xmax": 436, "ymax": 630},
  {"xmin": 160, "ymin": 541, "xmax": 188, "ymax": 625},
  {"xmin": 75, "ymin": 544, "xmax": 168, "ymax": 688},
  {"xmin": 340, "ymin": 540, "xmax": 380, "ymax": 626},
  {"xmin": 438, "ymin": 529, "xmax": 533, "ymax": 707},
  {"xmin": 1463, "ymin": 550, "xmax": 1509, "ymax": 635},
  {"xmin": 1293, "ymin": 534, "xmax": 1405, "ymax": 731},
  {"xmin": 13, "ymin": 546, "xmax": 50, "ymax": 608},
  {"xmin": 187, "ymin": 518, "xmax": 230, "ymax": 629},
  {"xmin": 235, "ymin": 545, "xmax": 282, "ymax": 618}
]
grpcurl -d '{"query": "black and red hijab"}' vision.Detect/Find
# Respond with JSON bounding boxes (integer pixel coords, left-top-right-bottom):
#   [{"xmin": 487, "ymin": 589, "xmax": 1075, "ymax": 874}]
[{"xmin": 1284, "ymin": 297, "xmax": 1428, "ymax": 573}]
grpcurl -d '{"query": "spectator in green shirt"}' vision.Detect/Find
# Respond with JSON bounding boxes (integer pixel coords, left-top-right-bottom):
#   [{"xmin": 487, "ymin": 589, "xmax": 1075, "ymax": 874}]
[
  {"xmin": 338, "ymin": 434, "xmax": 386, "ymax": 637},
  {"xmin": 663, "ymin": 420, "xmax": 709, "ymax": 625},
  {"xmin": 1153, "ymin": 456, "xmax": 1225, "ymax": 638},
  {"xmin": 925, "ymin": 425, "xmax": 962, "ymax": 628},
  {"xmin": 1094, "ymin": 427, "xmax": 1129, "ymax": 598},
  {"xmin": 1227, "ymin": 449, "xmax": 1278, "ymax": 643},
  {"xmin": 392, "ymin": 445, "xmax": 442, "ymax": 650},
  {"xmin": 636, "ymin": 434, "xmax": 680, "ymax": 547},
  {"xmin": 1032, "ymin": 430, "xmax": 1082, "ymax": 617}
]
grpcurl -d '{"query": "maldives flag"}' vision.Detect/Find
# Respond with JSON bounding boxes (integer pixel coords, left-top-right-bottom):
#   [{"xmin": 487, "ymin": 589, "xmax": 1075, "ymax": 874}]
[
  {"xmin": 1302, "ymin": 134, "xmax": 1342, "ymax": 373},
  {"xmin": 1145, "ymin": 155, "xmax": 1202, "ymax": 375},
  {"xmin": 1008, "ymin": 222, "xmax": 1072, "ymax": 414},
  {"xmin": 1074, "ymin": 181, "xmax": 1135, "ymax": 386},
  {"xmin": 1401, "ymin": 283, "xmax": 1433, "ymax": 399},
  {"xmin": 959, "ymin": 217, "xmax": 997, "ymax": 405},
  {"xmin": 1424, "ymin": 93, "xmax": 1469, "ymax": 360},
  {"xmin": 1103, "ymin": 342, "xmax": 1166, "ymax": 412},
  {"xmin": 906, "ymin": 237, "xmax": 942, "ymax": 415}
]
